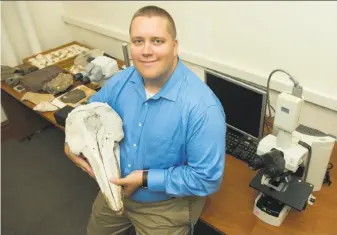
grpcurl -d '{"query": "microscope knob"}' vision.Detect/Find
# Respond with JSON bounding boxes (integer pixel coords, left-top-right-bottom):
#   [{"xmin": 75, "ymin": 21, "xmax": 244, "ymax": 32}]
[
  {"xmin": 308, "ymin": 194, "xmax": 316, "ymax": 206},
  {"xmin": 82, "ymin": 76, "xmax": 91, "ymax": 84},
  {"xmin": 284, "ymin": 175, "xmax": 292, "ymax": 183},
  {"xmin": 73, "ymin": 73, "xmax": 83, "ymax": 81},
  {"xmin": 309, "ymin": 197, "xmax": 316, "ymax": 203},
  {"xmin": 87, "ymin": 57, "xmax": 95, "ymax": 63}
]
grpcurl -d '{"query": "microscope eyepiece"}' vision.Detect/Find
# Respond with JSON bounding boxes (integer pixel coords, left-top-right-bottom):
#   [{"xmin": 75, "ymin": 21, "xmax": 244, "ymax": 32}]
[
  {"xmin": 73, "ymin": 73, "xmax": 83, "ymax": 81},
  {"xmin": 249, "ymin": 155, "xmax": 265, "ymax": 171},
  {"xmin": 249, "ymin": 149, "xmax": 285, "ymax": 177},
  {"xmin": 262, "ymin": 149, "xmax": 285, "ymax": 177}
]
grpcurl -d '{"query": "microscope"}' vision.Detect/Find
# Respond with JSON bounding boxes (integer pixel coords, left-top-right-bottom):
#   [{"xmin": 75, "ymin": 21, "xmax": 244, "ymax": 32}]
[
  {"xmin": 73, "ymin": 49, "xmax": 119, "ymax": 87},
  {"xmin": 247, "ymin": 71, "xmax": 323, "ymax": 227}
]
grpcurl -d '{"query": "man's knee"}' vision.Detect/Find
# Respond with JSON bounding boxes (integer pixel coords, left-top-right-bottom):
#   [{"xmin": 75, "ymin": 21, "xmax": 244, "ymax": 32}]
[
  {"xmin": 87, "ymin": 192, "xmax": 131, "ymax": 235},
  {"xmin": 126, "ymin": 196, "xmax": 205, "ymax": 235}
]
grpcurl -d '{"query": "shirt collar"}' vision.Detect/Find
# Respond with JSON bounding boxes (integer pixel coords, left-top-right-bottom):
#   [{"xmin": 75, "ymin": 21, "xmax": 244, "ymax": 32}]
[
  {"xmin": 129, "ymin": 69, "xmax": 143, "ymax": 86},
  {"xmin": 129, "ymin": 57, "xmax": 185, "ymax": 102}
]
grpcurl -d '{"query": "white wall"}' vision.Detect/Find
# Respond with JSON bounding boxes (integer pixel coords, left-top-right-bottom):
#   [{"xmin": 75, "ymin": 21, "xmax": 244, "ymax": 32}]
[
  {"xmin": 62, "ymin": 1, "xmax": 337, "ymax": 136},
  {"xmin": 1, "ymin": 1, "xmax": 336, "ymax": 136},
  {"xmin": 27, "ymin": 1, "xmax": 73, "ymax": 51},
  {"xmin": 1, "ymin": 1, "xmax": 33, "ymax": 63},
  {"xmin": 1, "ymin": 1, "xmax": 72, "ymax": 123},
  {"xmin": 62, "ymin": 1, "xmax": 337, "ymax": 112},
  {"xmin": 1, "ymin": 1, "xmax": 72, "ymax": 64}
]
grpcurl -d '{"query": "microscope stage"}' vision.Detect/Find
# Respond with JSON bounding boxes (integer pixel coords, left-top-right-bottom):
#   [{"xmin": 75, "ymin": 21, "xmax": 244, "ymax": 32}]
[{"xmin": 249, "ymin": 170, "xmax": 313, "ymax": 211}]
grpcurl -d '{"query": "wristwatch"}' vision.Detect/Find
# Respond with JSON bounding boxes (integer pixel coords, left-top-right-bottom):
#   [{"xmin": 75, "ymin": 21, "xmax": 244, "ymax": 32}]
[{"xmin": 142, "ymin": 170, "xmax": 148, "ymax": 188}]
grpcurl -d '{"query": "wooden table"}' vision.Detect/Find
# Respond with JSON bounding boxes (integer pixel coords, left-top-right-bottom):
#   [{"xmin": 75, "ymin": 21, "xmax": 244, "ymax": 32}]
[
  {"xmin": 2, "ymin": 70, "xmax": 337, "ymax": 235},
  {"xmin": 1, "ymin": 81, "xmax": 66, "ymax": 131},
  {"xmin": 200, "ymin": 146, "xmax": 337, "ymax": 235}
]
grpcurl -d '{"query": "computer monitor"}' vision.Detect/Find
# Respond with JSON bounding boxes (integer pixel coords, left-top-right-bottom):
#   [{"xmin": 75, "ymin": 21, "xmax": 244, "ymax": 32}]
[{"xmin": 205, "ymin": 69, "xmax": 267, "ymax": 141}]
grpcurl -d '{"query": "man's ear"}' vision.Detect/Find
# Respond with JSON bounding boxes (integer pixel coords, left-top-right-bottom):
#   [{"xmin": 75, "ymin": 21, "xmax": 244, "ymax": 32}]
[{"xmin": 173, "ymin": 39, "xmax": 178, "ymax": 57}]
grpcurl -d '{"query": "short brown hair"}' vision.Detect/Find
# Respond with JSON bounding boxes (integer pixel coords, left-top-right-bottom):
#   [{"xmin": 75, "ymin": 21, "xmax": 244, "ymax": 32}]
[{"xmin": 129, "ymin": 5, "xmax": 177, "ymax": 39}]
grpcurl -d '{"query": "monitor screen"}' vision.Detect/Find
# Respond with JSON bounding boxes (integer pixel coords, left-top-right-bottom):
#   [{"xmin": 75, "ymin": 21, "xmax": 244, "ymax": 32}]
[{"xmin": 205, "ymin": 70, "xmax": 266, "ymax": 140}]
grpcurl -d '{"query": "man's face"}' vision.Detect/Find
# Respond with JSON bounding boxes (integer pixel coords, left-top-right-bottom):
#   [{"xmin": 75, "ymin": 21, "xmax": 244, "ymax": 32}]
[{"xmin": 130, "ymin": 16, "xmax": 178, "ymax": 80}]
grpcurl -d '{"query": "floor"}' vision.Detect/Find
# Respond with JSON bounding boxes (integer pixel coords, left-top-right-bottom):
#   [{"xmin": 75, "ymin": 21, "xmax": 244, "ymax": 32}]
[
  {"xmin": 1, "ymin": 126, "xmax": 222, "ymax": 235},
  {"xmin": 1, "ymin": 127, "xmax": 99, "ymax": 235}
]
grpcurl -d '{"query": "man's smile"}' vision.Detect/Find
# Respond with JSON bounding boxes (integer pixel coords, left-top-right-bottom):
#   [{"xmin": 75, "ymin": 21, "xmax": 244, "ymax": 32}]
[{"xmin": 140, "ymin": 60, "xmax": 159, "ymax": 67}]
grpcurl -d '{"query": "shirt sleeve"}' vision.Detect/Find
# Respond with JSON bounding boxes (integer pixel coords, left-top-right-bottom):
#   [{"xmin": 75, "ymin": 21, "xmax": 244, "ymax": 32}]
[{"xmin": 147, "ymin": 105, "xmax": 226, "ymax": 197}]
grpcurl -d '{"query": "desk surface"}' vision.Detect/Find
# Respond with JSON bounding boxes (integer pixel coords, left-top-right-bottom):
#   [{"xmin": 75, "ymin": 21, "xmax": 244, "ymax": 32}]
[
  {"xmin": 2, "ymin": 72, "xmax": 337, "ymax": 235},
  {"xmin": 2, "ymin": 81, "xmax": 65, "ymax": 131},
  {"xmin": 201, "ymin": 149, "xmax": 337, "ymax": 235}
]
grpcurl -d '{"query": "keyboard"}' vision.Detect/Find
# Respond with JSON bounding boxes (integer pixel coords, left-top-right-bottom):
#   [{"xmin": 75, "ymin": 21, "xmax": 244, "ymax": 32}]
[{"xmin": 226, "ymin": 128, "xmax": 259, "ymax": 164}]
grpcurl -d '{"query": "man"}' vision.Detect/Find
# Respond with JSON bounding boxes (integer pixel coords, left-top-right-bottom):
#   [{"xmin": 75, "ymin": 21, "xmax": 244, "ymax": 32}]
[{"xmin": 64, "ymin": 5, "xmax": 226, "ymax": 235}]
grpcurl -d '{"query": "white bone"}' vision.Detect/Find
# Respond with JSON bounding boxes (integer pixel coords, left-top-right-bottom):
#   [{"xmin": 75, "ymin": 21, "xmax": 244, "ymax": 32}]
[{"xmin": 65, "ymin": 102, "xmax": 124, "ymax": 214}]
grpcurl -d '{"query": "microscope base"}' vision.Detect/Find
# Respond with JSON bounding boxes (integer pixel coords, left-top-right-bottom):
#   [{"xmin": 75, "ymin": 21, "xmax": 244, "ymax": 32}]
[{"xmin": 253, "ymin": 193, "xmax": 291, "ymax": 226}]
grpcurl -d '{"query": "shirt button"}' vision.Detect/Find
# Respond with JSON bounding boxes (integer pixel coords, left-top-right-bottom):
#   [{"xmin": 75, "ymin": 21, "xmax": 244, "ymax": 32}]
[
  {"xmin": 128, "ymin": 164, "xmax": 131, "ymax": 168},
  {"xmin": 145, "ymin": 102, "xmax": 148, "ymax": 106},
  {"xmin": 139, "ymin": 123, "xmax": 142, "ymax": 127},
  {"xmin": 133, "ymin": 144, "xmax": 137, "ymax": 147}
]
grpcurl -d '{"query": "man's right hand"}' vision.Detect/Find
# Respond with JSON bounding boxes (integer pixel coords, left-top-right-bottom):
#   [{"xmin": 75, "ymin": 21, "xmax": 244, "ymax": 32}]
[{"xmin": 64, "ymin": 143, "xmax": 95, "ymax": 179}]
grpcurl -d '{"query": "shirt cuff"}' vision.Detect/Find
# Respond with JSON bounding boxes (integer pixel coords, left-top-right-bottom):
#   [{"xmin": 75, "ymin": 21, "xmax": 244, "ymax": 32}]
[{"xmin": 147, "ymin": 169, "xmax": 166, "ymax": 192}]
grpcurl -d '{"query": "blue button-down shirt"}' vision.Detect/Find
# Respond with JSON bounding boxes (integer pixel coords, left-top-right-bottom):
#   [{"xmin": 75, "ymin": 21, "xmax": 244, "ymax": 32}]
[{"xmin": 89, "ymin": 59, "xmax": 226, "ymax": 203}]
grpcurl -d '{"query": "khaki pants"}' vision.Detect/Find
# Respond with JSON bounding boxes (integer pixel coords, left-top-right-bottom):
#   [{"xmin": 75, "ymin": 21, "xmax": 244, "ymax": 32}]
[{"xmin": 87, "ymin": 192, "xmax": 206, "ymax": 235}]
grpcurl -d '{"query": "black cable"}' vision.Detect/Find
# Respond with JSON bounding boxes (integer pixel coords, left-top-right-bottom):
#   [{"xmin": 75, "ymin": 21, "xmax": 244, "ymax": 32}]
[
  {"xmin": 297, "ymin": 141, "xmax": 312, "ymax": 181},
  {"xmin": 263, "ymin": 118, "xmax": 274, "ymax": 137},
  {"xmin": 264, "ymin": 123, "xmax": 271, "ymax": 136},
  {"xmin": 327, "ymin": 162, "xmax": 333, "ymax": 170},
  {"xmin": 323, "ymin": 163, "xmax": 333, "ymax": 186},
  {"xmin": 264, "ymin": 119, "xmax": 273, "ymax": 134}
]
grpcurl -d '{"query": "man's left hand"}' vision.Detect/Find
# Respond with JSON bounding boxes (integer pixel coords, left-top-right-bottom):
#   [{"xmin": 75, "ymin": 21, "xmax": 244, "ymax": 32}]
[{"xmin": 110, "ymin": 170, "xmax": 143, "ymax": 197}]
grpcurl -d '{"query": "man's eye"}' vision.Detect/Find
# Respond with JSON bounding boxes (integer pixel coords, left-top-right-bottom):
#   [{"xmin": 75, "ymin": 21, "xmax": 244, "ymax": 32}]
[
  {"xmin": 154, "ymin": 39, "xmax": 163, "ymax": 44},
  {"xmin": 133, "ymin": 40, "xmax": 143, "ymax": 44}
]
